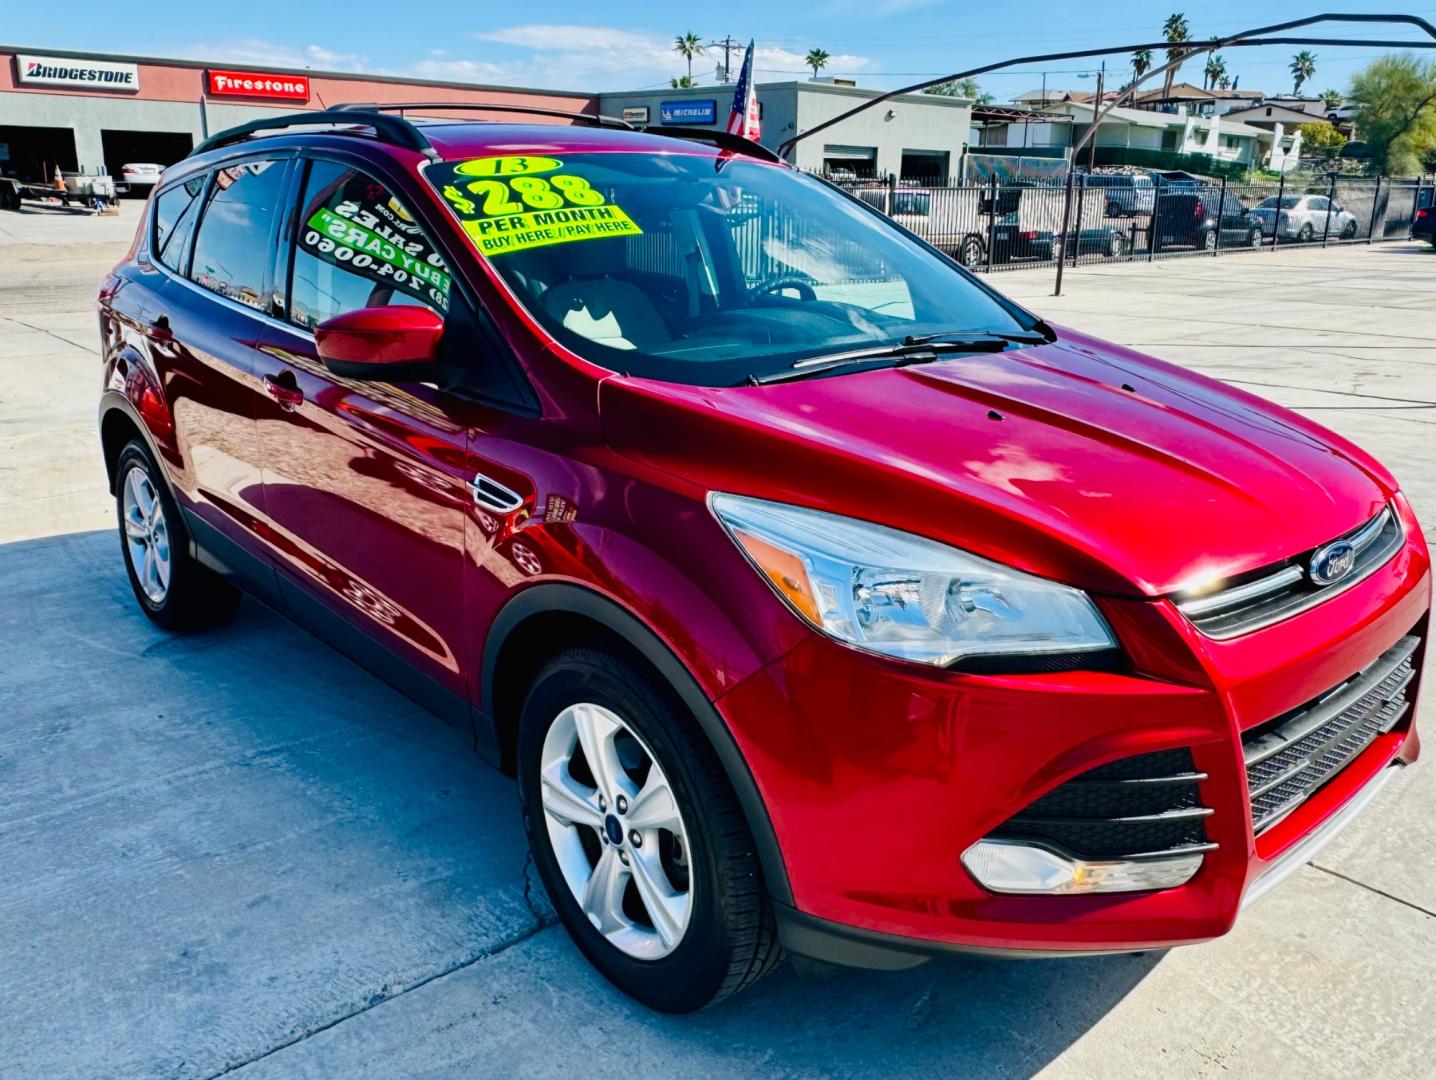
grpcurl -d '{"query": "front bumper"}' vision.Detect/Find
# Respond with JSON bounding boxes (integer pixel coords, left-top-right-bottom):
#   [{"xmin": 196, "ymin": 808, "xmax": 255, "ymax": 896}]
[{"xmin": 716, "ymin": 505, "xmax": 1430, "ymax": 965}]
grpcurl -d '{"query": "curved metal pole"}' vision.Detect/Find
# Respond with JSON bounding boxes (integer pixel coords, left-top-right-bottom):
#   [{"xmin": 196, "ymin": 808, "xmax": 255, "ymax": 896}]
[{"xmin": 776, "ymin": 14, "xmax": 1436, "ymax": 161}]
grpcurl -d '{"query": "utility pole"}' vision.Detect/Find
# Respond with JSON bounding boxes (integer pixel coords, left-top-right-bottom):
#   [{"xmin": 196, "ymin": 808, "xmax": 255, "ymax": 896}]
[
  {"xmin": 1087, "ymin": 61, "xmax": 1105, "ymax": 172},
  {"xmin": 707, "ymin": 36, "xmax": 739, "ymax": 82}
]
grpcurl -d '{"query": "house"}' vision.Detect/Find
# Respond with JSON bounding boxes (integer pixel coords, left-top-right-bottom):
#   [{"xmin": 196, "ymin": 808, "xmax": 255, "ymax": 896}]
[
  {"xmin": 1130, "ymin": 82, "xmax": 1264, "ymax": 117},
  {"xmin": 1041, "ymin": 101, "xmax": 1293, "ymax": 171}
]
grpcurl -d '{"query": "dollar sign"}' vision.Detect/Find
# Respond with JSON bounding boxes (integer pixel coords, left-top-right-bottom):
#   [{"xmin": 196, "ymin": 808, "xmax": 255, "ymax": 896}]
[{"xmin": 443, "ymin": 184, "xmax": 475, "ymax": 215}]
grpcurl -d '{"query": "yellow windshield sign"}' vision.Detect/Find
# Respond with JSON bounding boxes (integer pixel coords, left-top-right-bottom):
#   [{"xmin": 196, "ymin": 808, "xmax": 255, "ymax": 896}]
[{"xmin": 427, "ymin": 156, "xmax": 641, "ymax": 257}]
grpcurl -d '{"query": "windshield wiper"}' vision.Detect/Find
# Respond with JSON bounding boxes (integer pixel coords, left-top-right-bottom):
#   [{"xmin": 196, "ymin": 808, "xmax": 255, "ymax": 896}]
[
  {"xmin": 902, "ymin": 328, "xmax": 1050, "ymax": 348},
  {"xmin": 746, "ymin": 329, "xmax": 1048, "ymax": 386}
]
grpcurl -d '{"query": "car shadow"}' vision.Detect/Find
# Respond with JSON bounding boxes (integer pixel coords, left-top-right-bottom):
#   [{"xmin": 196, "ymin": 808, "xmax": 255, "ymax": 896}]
[{"xmin": 0, "ymin": 529, "xmax": 1159, "ymax": 1079}]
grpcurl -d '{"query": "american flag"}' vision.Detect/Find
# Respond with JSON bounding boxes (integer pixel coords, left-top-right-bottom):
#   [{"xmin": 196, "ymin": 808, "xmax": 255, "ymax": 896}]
[{"xmin": 726, "ymin": 40, "xmax": 761, "ymax": 140}]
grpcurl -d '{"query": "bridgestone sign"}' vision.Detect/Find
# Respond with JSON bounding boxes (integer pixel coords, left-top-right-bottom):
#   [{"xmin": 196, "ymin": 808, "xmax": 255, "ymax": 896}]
[{"xmin": 16, "ymin": 54, "xmax": 140, "ymax": 91}]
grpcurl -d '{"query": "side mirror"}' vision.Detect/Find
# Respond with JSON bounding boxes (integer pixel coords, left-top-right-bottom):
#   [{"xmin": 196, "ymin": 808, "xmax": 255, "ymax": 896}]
[{"xmin": 315, "ymin": 306, "xmax": 445, "ymax": 381}]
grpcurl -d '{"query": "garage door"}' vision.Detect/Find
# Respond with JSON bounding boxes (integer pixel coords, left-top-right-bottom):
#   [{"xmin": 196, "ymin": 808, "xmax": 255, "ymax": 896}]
[
  {"xmin": 100, "ymin": 130, "xmax": 194, "ymax": 187},
  {"xmin": 0, "ymin": 125, "xmax": 78, "ymax": 183}
]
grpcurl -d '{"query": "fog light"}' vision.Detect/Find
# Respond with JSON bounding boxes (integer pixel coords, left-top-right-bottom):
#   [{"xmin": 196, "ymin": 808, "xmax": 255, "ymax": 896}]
[{"xmin": 961, "ymin": 839, "xmax": 1203, "ymax": 895}]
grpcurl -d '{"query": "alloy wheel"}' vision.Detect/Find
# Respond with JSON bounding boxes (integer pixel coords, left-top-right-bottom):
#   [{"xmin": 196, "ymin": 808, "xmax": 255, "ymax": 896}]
[
  {"xmin": 121, "ymin": 465, "xmax": 171, "ymax": 604},
  {"xmin": 539, "ymin": 702, "xmax": 693, "ymax": 959}
]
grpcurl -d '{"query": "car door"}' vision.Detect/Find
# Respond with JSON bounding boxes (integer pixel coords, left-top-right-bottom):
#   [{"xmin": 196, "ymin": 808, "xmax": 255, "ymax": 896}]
[
  {"xmin": 130, "ymin": 158, "xmax": 293, "ymax": 596},
  {"xmin": 250, "ymin": 154, "xmax": 520, "ymax": 727}
]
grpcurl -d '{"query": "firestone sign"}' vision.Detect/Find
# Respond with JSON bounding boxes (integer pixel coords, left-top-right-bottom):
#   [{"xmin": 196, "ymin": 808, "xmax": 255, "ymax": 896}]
[
  {"xmin": 206, "ymin": 69, "xmax": 311, "ymax": 101},
  {"xmin": 16, "ymin": 54, "xmax": 139, "ymax": 91}
]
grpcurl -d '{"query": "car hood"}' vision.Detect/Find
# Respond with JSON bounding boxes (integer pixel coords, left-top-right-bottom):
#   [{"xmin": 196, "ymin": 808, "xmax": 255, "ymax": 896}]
[{"xmin": 600, "ymin": 327, "xmax": 1394, "ymax": 597}]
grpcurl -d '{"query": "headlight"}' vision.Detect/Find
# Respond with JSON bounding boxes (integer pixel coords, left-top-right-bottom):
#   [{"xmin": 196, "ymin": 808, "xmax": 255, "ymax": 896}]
[{"xmin": 709, "ymin": 494, "xmax": 1116, "ymax": 667}]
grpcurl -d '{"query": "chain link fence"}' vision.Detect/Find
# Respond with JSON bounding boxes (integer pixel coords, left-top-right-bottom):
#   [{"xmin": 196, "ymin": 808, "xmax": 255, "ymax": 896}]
[{"xmin": 824, "ymin": 173, "xmax": 1434, "ymax": 274}]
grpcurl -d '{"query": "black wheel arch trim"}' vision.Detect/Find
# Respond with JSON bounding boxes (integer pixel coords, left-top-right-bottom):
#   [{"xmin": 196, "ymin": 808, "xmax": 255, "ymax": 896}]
[
  {"xmin": 481, "ymin": 581, "xmax": 794, "ymax": 906},
  {"xmin": 99, "ymin": 391, "xmax": 169, "ymax": 496}
]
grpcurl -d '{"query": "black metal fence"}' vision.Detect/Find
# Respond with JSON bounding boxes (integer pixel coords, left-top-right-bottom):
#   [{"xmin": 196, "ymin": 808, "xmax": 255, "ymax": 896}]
[{"xmin": 826, "ymin": 174, "xmax": 1434, "ymax": 274}]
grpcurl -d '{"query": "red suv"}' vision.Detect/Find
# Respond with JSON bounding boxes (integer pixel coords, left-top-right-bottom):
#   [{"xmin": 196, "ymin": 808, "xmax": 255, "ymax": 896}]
[{"xmin": 98, "ymin": 106, "xmax": 1428, "ymax": 1012}]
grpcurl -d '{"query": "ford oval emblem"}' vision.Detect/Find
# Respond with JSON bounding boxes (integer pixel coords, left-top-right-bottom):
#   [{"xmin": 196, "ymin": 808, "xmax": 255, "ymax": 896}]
[{"xmin": 1309, "ymin": 540, "xmax": 1357, "ymax": 586}]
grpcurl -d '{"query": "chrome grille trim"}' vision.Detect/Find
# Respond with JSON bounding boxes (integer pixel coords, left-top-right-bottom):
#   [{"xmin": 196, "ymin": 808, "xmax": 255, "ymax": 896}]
[
  {"xmin": 1242, "ymin": 634, "xmax": 1419, "ymax": 834},
  {"xmin": 1179, "ymin": 566, "xmax": 1303, "ymax": 618},
  {"xmin": 1177, "ymin": 505, "xmax": 1404, "ymax": 640}
]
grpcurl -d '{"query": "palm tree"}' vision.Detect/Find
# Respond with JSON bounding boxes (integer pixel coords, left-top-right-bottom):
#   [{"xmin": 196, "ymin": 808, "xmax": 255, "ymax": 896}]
[
  {"xmin": 1132, "ymin": 47, "xmax": 1153, "ymax": 84},
  {"xmin": 1201, "ymin": 36, "xmax": 1220, "ymax": 89},
  {"xmin": 674, "ymin": 32, "xmax": 703, "ymax": 83},
  {"xmin": 1161, "ymin": 13, "xmax": 1191, "ymax": 98},
  {"xmin": 1320, "ymin": 87, "xmax": 1342, "ymax": 111},
  {"xmin": 805, "ymin": 48, "xmax": 830, "ymax": 80},
  {"xmin": 1217, "ymin": 73, "xmax": 1232, "ymax": 91},
  {"xmin": 1204, "ymin": 54, "xmax": 1227, "ymax": 92},
  {"xmin": 669, "ymin": 75, "xmax": 695, "ymax": 89},
  {"xmin": 1290, "ymin": 50, "xmax": 1317, "ymax": 95}
]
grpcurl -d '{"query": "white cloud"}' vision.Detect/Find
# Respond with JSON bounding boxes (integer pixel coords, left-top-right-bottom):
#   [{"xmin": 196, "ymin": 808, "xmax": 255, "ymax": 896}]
[
  {"xmin": 175, "ymin": 38, "xmax": 365, "ymax": 72},
  {"xmin": 177, "ymin": 27, "xmax": 874, "ymax": 94},
  {"xmin": 476, "ymin": 25, "xmax": 668, "ymax": 53},
  {"xmin": 752, "ymin": 45, "xmax": 874, "ymax": 77},
  {"xmin": 419, "ymin": 25, "xmax": 875, "ymax": 91}
]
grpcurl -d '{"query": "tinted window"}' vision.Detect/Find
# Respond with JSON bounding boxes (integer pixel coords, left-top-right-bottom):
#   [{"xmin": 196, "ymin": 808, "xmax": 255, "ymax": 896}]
[
  {"xmin": 288, "ymin": 160, "xmax": 450, "ymax": 330},
  {"xmin": 152, "ymin": 175, "xmax": 207, "ymax": 274},
  {"xmin": 424, "ymin": 153, "xmax": 1032, "ymax": 387},
  {"xmin": 189, "ymin": 159, "xmax": 287, "ymax": 310}
]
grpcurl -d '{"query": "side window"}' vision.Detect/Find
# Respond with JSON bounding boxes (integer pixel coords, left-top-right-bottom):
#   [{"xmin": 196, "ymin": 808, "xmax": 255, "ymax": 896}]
[
  {"xmin": 189, "ymin": 159, "xmax": 287, "ymax": 310},
  {"xmin": 152, "ymin": 175, "xmax": 207, "ymax": 274},
  {"xmin": 1308, "ymin": 196, "xmax": 1330, "ymax": 212},
  {"xmin": 288, "ymin": 160, "xmax": 450, "ymax": 330}
]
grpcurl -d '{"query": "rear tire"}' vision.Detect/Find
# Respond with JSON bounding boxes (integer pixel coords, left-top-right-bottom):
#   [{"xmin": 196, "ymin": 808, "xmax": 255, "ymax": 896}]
[
  {"xmin": 958, "ymin": 235, "xmax": 984, "ymax": 269},
  {"xmin": 1202, "ymin": 230, "xmax": 1218, "ymax": 251},
  {"xmin": 114, "ymin": 440, "xmax": 241, "ymax": 631},
  {"xmin": 517, "ymin": 645, "xmax": 782, "ymax": 1012},
  {"xmin": 1298, "ymin": 222, "xmax": 1314, "ymax": 242}
]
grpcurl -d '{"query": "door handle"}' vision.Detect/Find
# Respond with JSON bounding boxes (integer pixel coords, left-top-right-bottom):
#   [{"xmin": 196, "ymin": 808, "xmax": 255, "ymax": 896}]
[
  {"xmin": 468, "ymin": 473, "xmax": 524, "ymax": 514},
  {"xmin": 263, "ymin": 372, "xmax": 304, "ymax": 411},
  {"xmin": 142, "ymin": 315, "xmax": 173, "ymax": 344}
]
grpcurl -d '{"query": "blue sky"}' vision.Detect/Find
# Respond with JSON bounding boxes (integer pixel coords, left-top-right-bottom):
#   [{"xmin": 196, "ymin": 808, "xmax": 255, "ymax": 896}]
[{"xmin": 8, "ymin": 0, "xmax": 1435, "ymax": 98}]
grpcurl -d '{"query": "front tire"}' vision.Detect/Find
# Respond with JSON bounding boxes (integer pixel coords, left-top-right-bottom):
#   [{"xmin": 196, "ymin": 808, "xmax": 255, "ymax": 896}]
[
  {"xmin": 114, "ymin": 440, "xmax": 240, "ymax": 631},
  {"xmin": 517, "ymin": 646, "xmax": 782, "ymax": 1012},
  {"xmin": 957, "ymin": 235, "xmax": 984, "ymax": 269}
]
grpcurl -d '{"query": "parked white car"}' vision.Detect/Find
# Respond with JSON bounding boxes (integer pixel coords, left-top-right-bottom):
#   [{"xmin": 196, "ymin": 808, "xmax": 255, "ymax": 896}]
[
  {"xmin": 119, "ymin": 163, "xmax": 164, "ymax": 194},
  {"xmin": 1249, "ymin": 194, "xmax": 1359, "ymax": 241}
]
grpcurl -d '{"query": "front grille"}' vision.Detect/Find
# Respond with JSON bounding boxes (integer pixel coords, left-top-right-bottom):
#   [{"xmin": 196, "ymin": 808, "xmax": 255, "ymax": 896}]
[
  {"xmin": 988, "ymin": 748, "xmax": 1215, "ymax": 860},
  {"xmin": 1177, "ymin": 505, "xmax": 1404, "ymax": 639},
  {"xmin": 1243, "ymin": 634, "xmax": 1419, "ymax": 833}
]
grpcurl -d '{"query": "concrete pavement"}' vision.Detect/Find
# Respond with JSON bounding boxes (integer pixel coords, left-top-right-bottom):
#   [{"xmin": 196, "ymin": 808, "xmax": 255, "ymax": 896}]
[{"xmin": 1, "ymin": 203, "xmax": 1433, "ymax": 1078}]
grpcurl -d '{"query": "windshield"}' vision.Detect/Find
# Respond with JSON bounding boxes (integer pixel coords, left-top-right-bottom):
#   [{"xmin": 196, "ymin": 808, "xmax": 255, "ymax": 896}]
[{"xmin": 423, "ymin": 152, "xmax": 1034, "ymax": 386}]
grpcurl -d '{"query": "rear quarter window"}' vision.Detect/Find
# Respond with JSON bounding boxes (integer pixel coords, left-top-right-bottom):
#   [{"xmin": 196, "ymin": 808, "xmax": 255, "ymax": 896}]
[
  {"xmin": 189, "ymin": 159, "xmax": 288, "ymax": 310},
  {"xmin": 152, "ymin": 175, "xmax": 207, "ymax": 274}
]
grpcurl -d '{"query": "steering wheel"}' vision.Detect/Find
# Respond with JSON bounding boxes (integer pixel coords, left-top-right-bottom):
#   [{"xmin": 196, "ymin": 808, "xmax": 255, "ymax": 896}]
[{"xmin": 751, "ymin": 274, "xmax": 817, "ymax": 302}]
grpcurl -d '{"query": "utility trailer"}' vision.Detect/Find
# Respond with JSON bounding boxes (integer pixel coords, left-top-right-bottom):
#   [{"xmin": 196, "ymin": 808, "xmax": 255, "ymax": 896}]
[{"xmin": 0, "ymin": 170, "xmax": 119, "ymax": 212}]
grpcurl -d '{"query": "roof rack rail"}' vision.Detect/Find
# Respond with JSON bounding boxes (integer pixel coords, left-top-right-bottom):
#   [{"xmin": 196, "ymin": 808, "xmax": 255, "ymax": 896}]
[
  {"xmin": 635, "ymin": 126, "xmax": 781, "ymax": 163},
  {"xmin": 331, "ymin": 101, "xmax": 635, "ymax": 130},
  {"xmin": 193, "ymin": 108, "xmax": 440, "ymax": 160}
]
